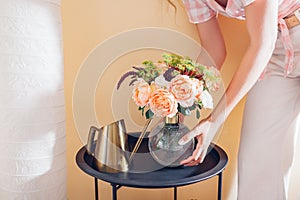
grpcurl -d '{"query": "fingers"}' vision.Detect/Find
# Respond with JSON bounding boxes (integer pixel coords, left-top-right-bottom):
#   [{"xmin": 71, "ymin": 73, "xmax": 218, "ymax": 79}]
[
  {"xmin": 178, "ymin": 129, "xmax": 199, "ymax": 145},
  {"xmin": 199, "ymin": 146, "xmax": 208, "ymax": 163},
  {"xmin": 180, "ymin": 155, "xmax": 197, "ymax": 165},
  {"xmin": 194, "ymin": 135, "xmax": 203, "ymax": 160},
  {"xmin": 184, "ymin": 159, "xmax": 202, "ymax": 166},
  {"xmin": 178, "ymin": 120, "xmax": 211, "ymax": 166},
  {"xmin": 180, "ymin": 151, "xmax": 207, "ymax": 166},
  {"xmin": 180, "ymin": 154, "xmax": 204, "ymax": 166},
  {"xmin": 180, "ymin": 135, "xmax": 209, "ymax": 166},
  {"xmin": 180, "ymin": 138, "xmax": 203, "ymax": 165}
]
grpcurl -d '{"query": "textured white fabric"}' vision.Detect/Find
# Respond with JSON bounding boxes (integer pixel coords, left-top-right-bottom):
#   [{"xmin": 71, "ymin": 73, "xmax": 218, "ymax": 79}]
[{"xmin": 0, "ymin": 0, "xmax": 66, "ymax": 199}]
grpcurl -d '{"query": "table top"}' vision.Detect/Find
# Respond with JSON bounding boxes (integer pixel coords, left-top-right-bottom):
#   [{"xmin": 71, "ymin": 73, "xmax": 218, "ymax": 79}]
[{"xmin": 76, "ymin": 134, "xmax": 228, "ymax": 189}]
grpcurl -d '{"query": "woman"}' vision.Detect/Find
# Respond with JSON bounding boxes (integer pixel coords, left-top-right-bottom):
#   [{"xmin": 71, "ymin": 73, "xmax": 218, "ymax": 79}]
[{"xmin": 178, "ymin": 0, "xmax": 300, "ymax": 199}]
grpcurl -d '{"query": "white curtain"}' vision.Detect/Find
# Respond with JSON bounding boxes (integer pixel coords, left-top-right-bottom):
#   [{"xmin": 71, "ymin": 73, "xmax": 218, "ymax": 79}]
[{"xmin": 0, "ymin": 0, "xmax": 66, "ymax": 199}]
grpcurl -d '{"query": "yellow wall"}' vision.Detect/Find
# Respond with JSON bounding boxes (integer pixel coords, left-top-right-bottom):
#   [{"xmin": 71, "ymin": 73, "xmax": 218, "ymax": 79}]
[
  {"xmin": 62, "ymin": 1, "xmax": 300, "ymax": 200},
  {"xmin": 61, "ymin": 1, "xmax": 247, "ymax": 199}
]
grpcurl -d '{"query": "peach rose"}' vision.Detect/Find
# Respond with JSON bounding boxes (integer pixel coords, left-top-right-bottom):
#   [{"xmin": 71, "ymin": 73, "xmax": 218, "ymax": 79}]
[
  {"xmin": 132, "ymin": 78, "xmax": 151, "ymax": 107},
  {"xmin": 191, "ymin": 78, "xmax": 204, "ymax": 100},
  {"xmin": 149, "ymin": 88, "xmax": 178, "ymax": 118},
  {"xmin": 169, "ymin": 75, "xmax": 196, "ymax": 107}
]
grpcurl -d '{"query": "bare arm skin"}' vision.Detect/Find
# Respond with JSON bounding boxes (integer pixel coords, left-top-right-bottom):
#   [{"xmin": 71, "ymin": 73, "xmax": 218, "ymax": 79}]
[
  {"xmin": 196, "ymin": 17, "xmax": 227, "ymax": 69},
  {"xmin": 180, "ymin": 0, "xmax": 279, "ymax": 165}
]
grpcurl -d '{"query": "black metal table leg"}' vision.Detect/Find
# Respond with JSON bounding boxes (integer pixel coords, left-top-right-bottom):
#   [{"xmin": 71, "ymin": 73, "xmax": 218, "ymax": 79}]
[
  {"xmin": 111, "ymin": 184, "xmax": 122, "ymax": 200},
  {"xmin": 217, "ymin": 172, "xmax": 223, "ymax": 200},
  {"xmin": 112, "ymin": 184, "xmax": 117, "ymax": 200},
  {"xmin": 174, "ymin": 186, "xmax": 177, "ymax": 200},
  {"xmin": 94, "ymin": 177, "xmax": 99, "ymax": 200}
]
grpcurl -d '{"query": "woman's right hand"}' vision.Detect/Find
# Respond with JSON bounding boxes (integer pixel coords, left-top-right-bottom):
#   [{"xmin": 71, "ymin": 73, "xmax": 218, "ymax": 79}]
[{"xmin": 179, "ymin": 115, "xmax": 217, "ymax": 166}]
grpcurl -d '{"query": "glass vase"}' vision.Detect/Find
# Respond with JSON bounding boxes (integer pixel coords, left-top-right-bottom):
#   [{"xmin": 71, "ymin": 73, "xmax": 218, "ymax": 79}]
[{"xmin": 148, "ymin": 114, "xmax": 194, "ymax": 167}]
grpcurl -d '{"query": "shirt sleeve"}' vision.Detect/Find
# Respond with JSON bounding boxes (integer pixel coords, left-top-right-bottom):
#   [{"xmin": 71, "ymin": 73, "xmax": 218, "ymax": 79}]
[
  {"xmin": 181, "ymin": 0, "xmax": 217, "ymax": 24},
  {"xmin": 241, "ymin": 0, "xmax": 255, "ymax": 6}
]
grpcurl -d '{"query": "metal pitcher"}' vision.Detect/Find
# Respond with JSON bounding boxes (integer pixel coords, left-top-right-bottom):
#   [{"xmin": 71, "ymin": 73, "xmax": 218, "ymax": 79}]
[{"xmin": 86, "ymin": 119, "xmax": 129, "ymax": 173}]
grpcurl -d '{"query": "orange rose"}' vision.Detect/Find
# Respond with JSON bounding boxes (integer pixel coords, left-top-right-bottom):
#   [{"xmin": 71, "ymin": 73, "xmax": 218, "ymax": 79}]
[
  {"xmin": 132, "ymin": 78, "xmax": 151, "ymax": 107},
  {"xmin": 169, "ymin": 75, "xmax": 196, "ymax": 107},
  {"xmin": 149, "ymin": 89, "xmax": 178, "ymax": 118}
]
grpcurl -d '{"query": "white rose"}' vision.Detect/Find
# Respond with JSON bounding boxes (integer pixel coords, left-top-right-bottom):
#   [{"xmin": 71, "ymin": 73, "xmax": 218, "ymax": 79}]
[
  {"xmin": 200, "ymin": 90, "xmax": 213, "ymax": 109},
  {"xmin": 154, "ymin": 75, "xmax": 169, "ymax": 88}
]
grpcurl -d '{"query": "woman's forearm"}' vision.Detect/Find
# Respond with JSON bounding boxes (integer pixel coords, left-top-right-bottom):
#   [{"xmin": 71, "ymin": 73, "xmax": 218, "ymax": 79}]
[
  {"xmin": 211, "ymin": 40, "xmax": 276, "ymax": 126},
  {"xmin": 210, "ymin": 0, "xmax": 278, "ymax": 127}
]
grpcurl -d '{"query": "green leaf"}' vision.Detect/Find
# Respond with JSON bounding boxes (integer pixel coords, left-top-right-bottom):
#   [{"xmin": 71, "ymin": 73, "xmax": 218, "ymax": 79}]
[
  {"xmin": 139, "ymin": 106, "xmax": 145, "ymax": 116},
  {"xmin": 145, "ymin": 109, "xmax": 154, "ymax": 119},
  {"xmin": 178, "ymin": 104, "xmax": 191, "ymax": 116},
  {"xmin": 196, "ymin": 109, "xmax": 201, "ymax": 119},
  {"xmin": 189, "ymin": 104, "xmax": 196, "ymax": 111},
  {"xmin": 178, "ymin": 104, "xmax": 184, "ymax": 113},
  {"xmin": 184, "ymin": 108, "xmax": 191, "ymax": 116},
  {"xmin": 196, "ymin": 102, "xmax": 203, "ymax": 110}
]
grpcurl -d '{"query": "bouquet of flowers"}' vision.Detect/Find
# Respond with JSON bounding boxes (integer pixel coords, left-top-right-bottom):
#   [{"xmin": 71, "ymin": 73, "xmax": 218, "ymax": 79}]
[{"xmin": 117, "ymin": 53, "xmax": 221, "ymax": 120}]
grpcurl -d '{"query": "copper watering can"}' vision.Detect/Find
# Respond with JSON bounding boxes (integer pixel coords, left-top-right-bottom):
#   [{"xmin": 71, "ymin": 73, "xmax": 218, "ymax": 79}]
[{"xmin": 86, "ymin": 119, "xmax": 129, "ymax": 173}]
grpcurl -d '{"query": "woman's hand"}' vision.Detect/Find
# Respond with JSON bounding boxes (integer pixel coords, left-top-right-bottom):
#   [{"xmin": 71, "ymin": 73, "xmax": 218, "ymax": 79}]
[{"xmin": 179, "ymin": 115, "xmax": 217, "ymax": 166}]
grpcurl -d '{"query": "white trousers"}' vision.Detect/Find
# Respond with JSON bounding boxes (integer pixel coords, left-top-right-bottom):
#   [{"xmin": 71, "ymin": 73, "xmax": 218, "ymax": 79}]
[{"xmin": 237, "ymin": 25, "xmax": 300, "ymax": 199}]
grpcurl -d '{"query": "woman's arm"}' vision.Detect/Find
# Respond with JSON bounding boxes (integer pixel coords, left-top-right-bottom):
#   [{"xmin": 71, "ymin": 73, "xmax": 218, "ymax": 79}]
[
  {"xmin": 180, "ymin": 0, "xmax": 279, "ymax": 165},
  {"xmin": 196, "ymin": 17, "xmax": 227, "ymax": 69},
  {"xmin": 213, "ymin": 0, "xmax": 278, "ymax": 124}
]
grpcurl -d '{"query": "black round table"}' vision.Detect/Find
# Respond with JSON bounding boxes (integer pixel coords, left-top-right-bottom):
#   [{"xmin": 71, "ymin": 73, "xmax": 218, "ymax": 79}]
[{"xmin": 76, "ymin": 134, "xmax": 228, "ymax": 200}]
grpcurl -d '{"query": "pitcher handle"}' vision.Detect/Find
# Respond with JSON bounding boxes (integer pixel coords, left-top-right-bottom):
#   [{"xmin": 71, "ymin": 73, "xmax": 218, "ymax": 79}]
[{"xmin": 86, "ymin": 126, "xmax": 100, "ymax": 155}]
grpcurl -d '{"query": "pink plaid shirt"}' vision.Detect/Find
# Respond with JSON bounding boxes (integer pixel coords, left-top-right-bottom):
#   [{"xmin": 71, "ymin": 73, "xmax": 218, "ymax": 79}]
[{"xmin": 182, "ymin": 0, "xmax": 300, "ymax": 76}]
